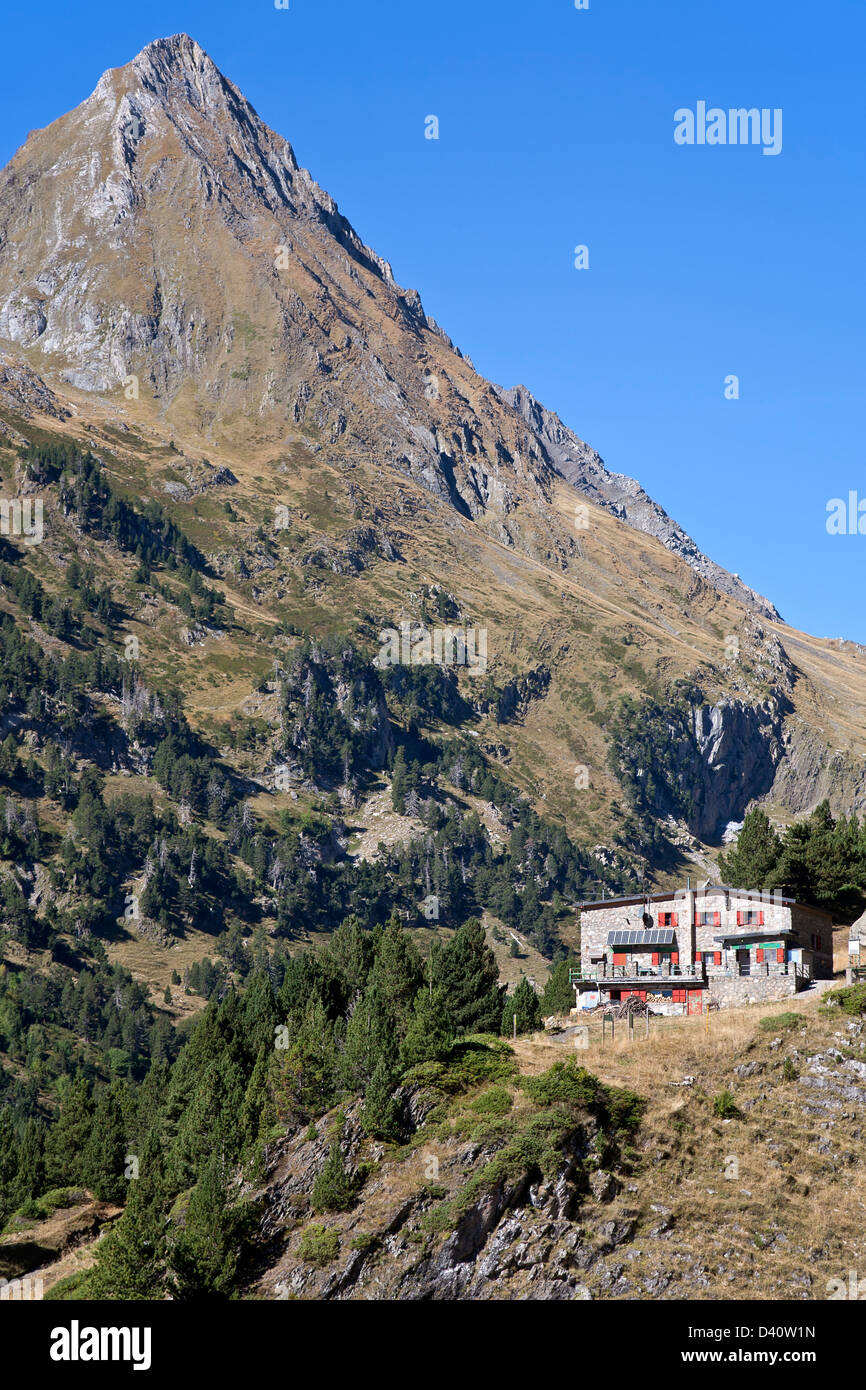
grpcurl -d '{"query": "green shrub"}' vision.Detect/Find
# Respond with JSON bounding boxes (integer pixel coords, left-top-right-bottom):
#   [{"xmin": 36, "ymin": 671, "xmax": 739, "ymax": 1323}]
[
  {"xmin": 420, "ymin": 1040, "xmax": 517, "ymax": 1095},
  {"xmin": 822, "ymin": 983, "xmax": 866, "ymax": 1017},
  {"xmin": 759, "ymin": 1012, "xmax": 800, "ymax": 1032},
  {"xmin": 605, "ymin": 1086, "xmax": 646, "ymax": 1135},
  {"xmin": 298, "ymin": 1224, "xmax": 340, "ymax": 1266},
  {"xmin": 45, "ymin": 1270, "xmax": 90, "ymax": 1301},
  {"xmin": 349, "ymin": 1231, "xmax": 378, "ymax": 1254},
  {"xmin": 713, "ymin": 1090, "xmax": 741, "ymax": 1119},
  {"xmin": 781, "ymin": 1056, "xmax": 798, "ymax": 1081},
  {"xmin": 521, "ymin": 1061, "xmax": 600, "ymax": 1109},
  {"xmin": 469, "ymin": 1086, "xmax": 513, "ymax": 1117}
]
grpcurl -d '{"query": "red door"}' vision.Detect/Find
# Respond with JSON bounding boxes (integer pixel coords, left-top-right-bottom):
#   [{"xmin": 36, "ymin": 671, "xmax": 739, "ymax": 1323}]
[{"xmin": 687, "ymin": 991, "xmax": 703, "ymax": 1015}]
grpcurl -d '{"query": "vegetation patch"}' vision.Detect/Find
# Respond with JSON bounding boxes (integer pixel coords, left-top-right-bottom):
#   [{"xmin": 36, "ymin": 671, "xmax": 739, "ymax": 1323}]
[
  {"xmin": 759, "ymin": 1012, "xmax": 802, "ymax": 1032},
  {"xmin": 297, "ymin": 1223, "xmax": 340, "ymax": 1266}
]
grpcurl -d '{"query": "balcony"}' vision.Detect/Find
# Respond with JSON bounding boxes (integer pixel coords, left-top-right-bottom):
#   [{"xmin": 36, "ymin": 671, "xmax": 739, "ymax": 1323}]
[{"xmin": 570, "ymin": 965, "xmax": 704, "ymax": 985}]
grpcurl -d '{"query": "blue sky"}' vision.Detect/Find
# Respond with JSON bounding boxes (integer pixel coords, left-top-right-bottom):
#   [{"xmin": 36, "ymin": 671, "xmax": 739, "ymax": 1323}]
[{"xmin": 3, "ymin": 1, "xmax": 864, "ymax": 639}]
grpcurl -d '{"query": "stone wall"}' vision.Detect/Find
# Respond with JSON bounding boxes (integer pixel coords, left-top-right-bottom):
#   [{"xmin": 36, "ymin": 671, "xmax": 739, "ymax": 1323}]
[{"xmin": 708, "ymin": 975, "xmax": 801, "ymax": 1008}]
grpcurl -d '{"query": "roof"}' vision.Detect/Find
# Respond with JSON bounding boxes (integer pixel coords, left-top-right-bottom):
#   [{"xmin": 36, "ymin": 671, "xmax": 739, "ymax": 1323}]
[
  {"xmin": 714, "ymin": 929, "xmax": 795, "ymax": 945},
  {"xmin": 608, "ymin": 929, "xmax": 676, "ymax": 947},
  {"xmin": 579, "ymin": 885, "xmax": 833, "ymax": 917}
]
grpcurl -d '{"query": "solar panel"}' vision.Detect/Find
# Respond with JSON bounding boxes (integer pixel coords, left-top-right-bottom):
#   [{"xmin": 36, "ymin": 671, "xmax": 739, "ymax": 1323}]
[{"xmin": 607, "ymin": 929, "xmax": 675, "ymax": 946}]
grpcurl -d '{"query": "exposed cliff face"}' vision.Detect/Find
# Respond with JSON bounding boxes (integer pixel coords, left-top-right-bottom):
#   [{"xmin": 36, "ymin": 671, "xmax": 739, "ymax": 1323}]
[
  {"xmin": 499, "ymin": 383, "xmax": 780, "ymax": 622},
  {"xmin": 689, "ymin": 697, "xmax": 789, "ymax": 839},
  {"xmin": 609, "ymin": 682, "xmax": 793, "ymax": 843}
]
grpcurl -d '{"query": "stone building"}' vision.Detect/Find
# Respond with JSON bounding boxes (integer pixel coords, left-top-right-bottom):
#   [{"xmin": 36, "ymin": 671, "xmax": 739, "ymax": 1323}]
[
  {"xmin": 847, "ymin": 909, "xmax": 866, "ymax": 983},
  {"xmin": 572, "ymin": 884, "xmax": 833, "ymax": 1014}
]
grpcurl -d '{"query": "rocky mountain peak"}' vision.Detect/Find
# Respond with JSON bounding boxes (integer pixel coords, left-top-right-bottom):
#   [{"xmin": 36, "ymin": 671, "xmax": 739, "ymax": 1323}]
[{"xmin": 0, "ymin": 34, "xmax": 778, "ymax": 616}]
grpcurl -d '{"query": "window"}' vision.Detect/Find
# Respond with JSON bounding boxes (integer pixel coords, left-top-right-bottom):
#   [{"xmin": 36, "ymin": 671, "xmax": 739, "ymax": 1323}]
[
  {"xmin": 659, "ymin": 911, "xmax": 678, "ymax": 928},
  {"xmin": 696, "ymin": 911, "xmax": 719, "ymax": 927},
  {"xmin": 737, "ymin": 910, "xmax": 764, "ymax": 926}
]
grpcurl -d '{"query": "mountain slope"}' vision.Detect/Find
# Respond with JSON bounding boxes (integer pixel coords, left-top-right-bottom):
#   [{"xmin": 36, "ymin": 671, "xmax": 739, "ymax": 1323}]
[
  {"xmin": 498, "ymin": 383, "xmax": 780, "ymax": 621},
  {"xmin": 0, "ymin": 32, "xmax": 864, "ymax": 876}
]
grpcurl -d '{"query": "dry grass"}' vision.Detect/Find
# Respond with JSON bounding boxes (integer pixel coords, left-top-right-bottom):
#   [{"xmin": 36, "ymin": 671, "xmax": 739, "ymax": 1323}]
[{"xmin": 516, "ymin": 989, "xmax": 866, "ymax": 1298}]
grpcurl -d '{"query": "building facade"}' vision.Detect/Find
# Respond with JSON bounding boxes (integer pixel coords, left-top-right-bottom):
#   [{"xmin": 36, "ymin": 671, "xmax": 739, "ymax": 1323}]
[{"xmin": 573, "ymin": 885, "xmax": 833, "ymax": 1014}]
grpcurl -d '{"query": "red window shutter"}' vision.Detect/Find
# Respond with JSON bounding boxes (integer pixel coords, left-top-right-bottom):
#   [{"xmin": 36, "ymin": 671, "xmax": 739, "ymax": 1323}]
[
  {"xmin": 671, "ymin": 952, "xmax": 679, "ymax": 965},
  {"xmin": 758, "ymin": 911, "xmax": 764, "ymax": 926},
  {"xmin": 777, "ymin": 947, "xmax": 784, "ymax": 963},
  {"xmin": 715, "ymin": 951, "xmax": 722, "ymax": 966},
  {"xmin": 652, "ymin": 952, "xmax": 659, "ymax": 966},
  {"xmin": 756, "ymin": 949, "xmax": 764, "ymax": 963},
  {"xmin": 736, "ymin": 911, "xmax": 742, "ymax": 925},
  {"xmin": 613, "ymin": 952, "xmax": 626, "ymax": 966},
  {"xmin": 672, "ymin": 913, "xmax": 678, "ymax": 928},
  {"xmin": 713, "ymin": 912, "xmax": 720, "ymax": 926}
]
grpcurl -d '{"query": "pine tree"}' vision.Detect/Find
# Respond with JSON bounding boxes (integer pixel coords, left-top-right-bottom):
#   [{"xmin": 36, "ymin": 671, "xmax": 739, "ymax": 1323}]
[
  {"xmin": 540, "ymin": 959, "xmax": 574, "ymax": 1017},
  {"xmin": 501, "ymin": 977, "xmax": 542, "ymax": 1037},
  {"xmin": 311, "ymin": 1142, "xmax": 357, "ymax": 1213},
  {"xmin": 0, "ymin": 1107, "xmax": 19, "ymax": 1226},
  {"xmin": 437, "ymin": 917, "xmax": 503, "ymax": 1035},
  {"xmin": 399, "ymin": 986, "xmax": 454, "ymax": 1068},
  {"xmin": 15, "ymin": 1117, "xmax": 46, "ymax": 1206},
  {"xmin": 718, "ymin": 809, "xmax": 781, "ymax": 889},
  {"xmin": 360, "ymin": 1058, "xmax": 401, "ymax": 1140},
  {"xmin": 366, "ymin": 916, "xmax": 423, "ymax": 1039},
  {"xmin": 338, "ymin": 994, "xmax": 393, "ymax": 1095},
  {"xmin": 391, "ymin": 747, "xmax": 408, "ymax": 813},
  {"xmin": 169, "ymin": 1153, "xmax": 248, "ymax": 1300},
  {"xmin": 86, "ymin": 1136, "xmax": 167, "ymax": 1300},
  {"xmin": 240, "ymin": 1045, "xmax": 275, "ymax": 1163},
  {"xmin": 83, "ymin": 1082, "xmax": 128, "ymax": 1203},
  {"xmin": 44, "ymin": 1075, "xmax": 93, "ymax": 1189},
  {"xmin": 322, "ymin": 915, "xmax": 373, "ymax": 999}
]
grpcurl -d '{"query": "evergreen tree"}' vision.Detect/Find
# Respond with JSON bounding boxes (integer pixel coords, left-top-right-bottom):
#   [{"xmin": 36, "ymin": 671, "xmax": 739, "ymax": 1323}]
[
  {"xmin": 169, "ymin": 1153, "xmax": 248, "ymax": 1300},
  {"xmin": 0, "ymin": 1107, "xmax": 19, "ymax": 1224},
  {"xmin": 501, "ymin": 977, "xmax": 542, "ymax": 1037},
  {"xmin": 83, "ymin": 1082, "xmax": 128, "ymax": 1203},
  {"xmin": 391, "ymin": 748, "xmax": 408, "ymax": 813},
  {"xmin": 240, "ymin": 1045, "xmax": 275, "ymax": 1164},
  {"xmin": 86, "ymin": 1135, "xmax": 167, "ymax": 1300},
  {"xmin": 311, "ymin": 1142, "xmax": 357, "ymax": 1213},
  {"xmin": 271, "ymin": 996, "xmax": 336, "ymax": 1124},
  {"xmin": 540, "ymin": 959, "xmax": 574, "ymax": 1017},
  {"xmin": 399, "ymin": 986, "xmax": 454, "ymax": 1068},
  {"xmin": 366, "ymin": 917, "xmax": 423, "ymax": 1039},
  {"xmin": 718, "ymin": 809, "xmax": 782, "ymax": 889},
  {"xmin": 322, "ymin": 915, "xmax": 373, "ymax": 1000},
  {"xmin": 338, "ymin": 995, "xmax": 393, "ymax": 1095},
  {"xmin": 15, "ymin": 1117, "xmax": 46, "ymax": 1206},
  {"xmin": 44, "ymin": 1075, "xmax": 93, "ymax": 1189},
  {"xmin": 360, "ymin": 1058, "xmax": 401, "ymax": 1140},
  {"xmin": 437, "ymin": 917, "xmax": 503, "ymax": 1034}
]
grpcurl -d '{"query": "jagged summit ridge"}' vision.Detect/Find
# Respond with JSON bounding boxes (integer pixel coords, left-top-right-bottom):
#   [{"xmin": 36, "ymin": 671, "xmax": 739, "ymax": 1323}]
[
  {"xmin": 498, "ymin": 383, "xmax": 781, "ymax": 622},
  {"xmin": 0, "ymin": 34, "xmax": 776, "ymax": 615}
]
